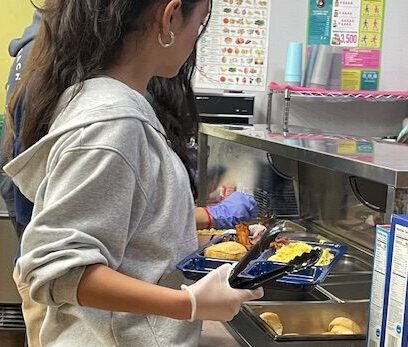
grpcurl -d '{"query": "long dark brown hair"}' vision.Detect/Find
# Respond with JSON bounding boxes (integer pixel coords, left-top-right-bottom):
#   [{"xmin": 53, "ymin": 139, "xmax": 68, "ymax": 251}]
[
  {"xmin": 5, "ymin": 0, "xmax": 209, "ymax": 157},
  {"xmin": 148, "ymin": 49, "xmax": 199, "ymax": 196}
]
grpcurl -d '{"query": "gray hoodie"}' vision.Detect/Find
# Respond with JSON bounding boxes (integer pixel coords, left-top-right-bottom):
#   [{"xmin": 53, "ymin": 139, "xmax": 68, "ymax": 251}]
[{"xmin": 4, "ymin": 77, "xmax": 201, "ymax": 346}]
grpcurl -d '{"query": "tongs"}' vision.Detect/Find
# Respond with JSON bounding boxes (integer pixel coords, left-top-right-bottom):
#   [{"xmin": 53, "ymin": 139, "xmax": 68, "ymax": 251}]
[
  {"xmin": 230, "ymin": 248, "xmax": 322, "ymax": 289},
  {"xmin": 228, "ymin": 220, "xmax": 322, "ymax": 289},
  {"xmin": 228, "ymin": 220, "xmax": 286, "ymax": 287}
]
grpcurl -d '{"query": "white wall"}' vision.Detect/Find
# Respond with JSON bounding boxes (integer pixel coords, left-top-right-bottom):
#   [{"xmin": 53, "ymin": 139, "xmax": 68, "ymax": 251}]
[
  {"xmin": 198, "ymin": 0, "xmax": 408, "ymax": 137},
  {"xmin": 380, "ymin": 0, "xmax": 408, "ymax": 90},
  {"xmin": 262, "ymin": 0, "xmax": 408, "ymax": 137}
]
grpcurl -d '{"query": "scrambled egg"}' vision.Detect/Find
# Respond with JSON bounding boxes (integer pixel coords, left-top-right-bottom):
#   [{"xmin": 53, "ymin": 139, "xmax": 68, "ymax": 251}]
[
  {"xmin": 268, "ymin": 241, "xmax": 334, "ymax": 266},
  {"xmin": 197, "ymin": 228, "xmax": 224, "ymax": 236}
]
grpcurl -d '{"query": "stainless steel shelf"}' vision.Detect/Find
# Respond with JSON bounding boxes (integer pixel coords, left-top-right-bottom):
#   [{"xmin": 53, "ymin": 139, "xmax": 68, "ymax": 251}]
[
  {"xmin": 270, "ymin": 88, "xmax": 408, "ymax": 102},
  {"xmin": 199, "ymin": 123, "xmax": 408, "ymax": 188},
  {"xmin": 266, "ymin": 86, "xmax": 408, "ymax": 133}
]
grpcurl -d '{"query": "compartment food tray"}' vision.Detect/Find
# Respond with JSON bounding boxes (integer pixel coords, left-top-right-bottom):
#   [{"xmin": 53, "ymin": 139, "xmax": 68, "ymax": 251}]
[{"xmin": 177, "ymin": 233, "xmax": 347, "ymax": 290}]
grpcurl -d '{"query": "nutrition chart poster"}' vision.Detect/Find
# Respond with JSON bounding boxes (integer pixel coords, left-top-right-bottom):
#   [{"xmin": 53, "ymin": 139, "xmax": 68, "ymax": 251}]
[
  {"xmin": 195, "ymin": 0, "xmax": 271, "ymax": 92},
  {"xmin": 307, "ymin": 0, "xmax": 385, "ymax": 90}
]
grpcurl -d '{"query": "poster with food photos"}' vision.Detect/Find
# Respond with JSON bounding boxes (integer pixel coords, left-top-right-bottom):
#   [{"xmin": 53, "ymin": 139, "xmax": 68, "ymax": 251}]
[{"xmin": 195, "ymin": 0, "xmax": 271, "ymax": 91}]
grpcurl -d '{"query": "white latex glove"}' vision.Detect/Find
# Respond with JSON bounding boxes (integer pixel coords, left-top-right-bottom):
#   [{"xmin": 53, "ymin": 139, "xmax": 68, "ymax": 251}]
[{"xmin": 181, "ymin": 263, "xmax": 264, "ymax": 322}]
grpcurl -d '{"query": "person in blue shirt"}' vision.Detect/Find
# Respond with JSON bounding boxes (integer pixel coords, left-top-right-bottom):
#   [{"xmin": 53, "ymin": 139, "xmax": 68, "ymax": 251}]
[{"xmin": 1, "ymin": 11, "xmax": 40, "ymax": 239}]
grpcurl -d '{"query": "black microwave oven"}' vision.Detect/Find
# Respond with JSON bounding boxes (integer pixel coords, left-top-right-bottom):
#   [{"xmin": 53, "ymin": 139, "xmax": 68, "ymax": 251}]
[{"xmin": 195, "ymin": 92, "xmax": 255, "ymax": 124}]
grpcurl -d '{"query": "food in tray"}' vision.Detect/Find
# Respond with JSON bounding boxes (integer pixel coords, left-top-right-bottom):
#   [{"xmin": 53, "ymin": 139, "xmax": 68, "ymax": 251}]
[
  {"xmin": 328, "ymin": 317, "xmax": 362, "ymax": 334},
  {"xmin": 317, "ymin": 248, "xmax": 334, "ymax": 266},
  {"xmin": 329, "ymin": 326, "xmax": 355, "ymax": 335},
  {"xmin": 204, "ymin": 241, "xmax": 247, "ymax": 260},
  {"xmin": 235, "ymin": 223, "xmax": 270, "ymax": 249},
  {"xmin": 259, "ymin": 312, "xmax": 361, "ymax": 336},
  {"xmin": 270, "ymin": 236, "xmax": 289, "ymax": 250},
  {"xmin": 259, "ymin": 312, "xmax": 283, "ymax": 335},
  {"xmin": 268, "ymin": 241, "xmax": 334, "ymax": 266},
  {"xmin": 235, "ymin": 223, "xmax": 252, "ymax": 250},
  {"xmin": 196, "ymin": 228, "xmax": 224, "ymax": 236}
]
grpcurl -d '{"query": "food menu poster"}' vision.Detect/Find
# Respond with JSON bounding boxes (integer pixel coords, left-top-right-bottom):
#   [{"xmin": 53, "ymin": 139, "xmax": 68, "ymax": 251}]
[
  {"xmin": 307, "ymin": 0, "xmax": 385, "ymax": 90},
  {"xmin": 195, "ymin": 0, "xmax": 271, "ymax": 92}
]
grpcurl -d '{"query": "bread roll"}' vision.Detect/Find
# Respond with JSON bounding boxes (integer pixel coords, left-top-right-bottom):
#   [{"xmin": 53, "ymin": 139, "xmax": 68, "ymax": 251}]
[
  {"xmin": 328, "ymin": 317, "xmax": 361, "ymax": 334},
  {"xmin": 329, "ymin": 325, "xmax": 355, "ymax": 335},
  {"xmin": 259, "ymin": 312, "xmax": 283, "ymax": 335},
  {"xmin": 204, "ymin": 241, "xmax": 247, "ymax": 260}
]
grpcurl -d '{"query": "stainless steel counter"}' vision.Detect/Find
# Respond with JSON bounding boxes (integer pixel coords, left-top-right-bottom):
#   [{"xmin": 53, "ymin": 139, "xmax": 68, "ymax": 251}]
[
  {"xmin": 196, "ymin": 123, "xmax": 393, "ymax": 346},
  {"xmin": 197, "ymin": 224, "xmax": 373, "ymax": 347},
  {"xmin": 199, "ymin": 123, "xmax": 408, "ymax": 188},
  {"xmin": 227, "ymin": 306, "xmax": 367, "ymax": 347}
]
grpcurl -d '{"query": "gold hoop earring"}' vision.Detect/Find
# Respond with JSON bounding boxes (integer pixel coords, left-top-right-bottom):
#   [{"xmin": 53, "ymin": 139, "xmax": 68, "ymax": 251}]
[{"xmin": 158, "ymin": 31, "xmax": 175, "ymax": 48}]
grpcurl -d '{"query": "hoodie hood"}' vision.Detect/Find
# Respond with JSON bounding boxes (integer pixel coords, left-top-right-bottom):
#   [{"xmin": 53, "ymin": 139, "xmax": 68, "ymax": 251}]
[
  {"xmin": 9, "ymin": 10, "xmax": 42, "ymax": 57},
  {"xmin": 4, "ymin": 77, "xmax": 165, "ymax": 202},
  {"xmin": 6, "ymin": 11, "xmax": 41, "ymax": 104}
]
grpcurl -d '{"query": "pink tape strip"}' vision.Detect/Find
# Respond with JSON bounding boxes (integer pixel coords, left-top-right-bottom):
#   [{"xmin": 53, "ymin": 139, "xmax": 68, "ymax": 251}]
[{"xmin": 268, "ymin": 81, "xmax": 408, "ymax": 98}]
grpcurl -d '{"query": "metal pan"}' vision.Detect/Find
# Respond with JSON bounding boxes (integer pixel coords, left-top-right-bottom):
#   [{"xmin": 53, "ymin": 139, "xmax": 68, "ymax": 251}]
[{"xmin": 243, "ymin": 301, "xmax": 368, "ymax": 341}]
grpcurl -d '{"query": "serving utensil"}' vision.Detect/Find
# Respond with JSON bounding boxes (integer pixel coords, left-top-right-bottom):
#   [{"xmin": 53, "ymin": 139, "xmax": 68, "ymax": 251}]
[
  {"xmin": 229, "ymin": 248, "xmax": 322, "ymax": 289},
  {"xmin": 228, "ymin": 220, "xmax": 286, "ymax": 286},
  {"xmin": 228, "ymin": 218, "xmax": 309, "ymax": 285}
]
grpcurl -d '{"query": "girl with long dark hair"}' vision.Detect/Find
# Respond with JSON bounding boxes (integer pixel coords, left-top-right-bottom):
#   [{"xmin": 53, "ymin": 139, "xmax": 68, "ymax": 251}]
[{"xmin": 4, "ymin": 1, "xmax": 262, "ymax": 346}]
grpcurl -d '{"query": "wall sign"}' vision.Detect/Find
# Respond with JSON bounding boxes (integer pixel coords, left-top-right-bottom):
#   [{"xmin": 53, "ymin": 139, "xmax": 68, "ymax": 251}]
[
  {"xmin": 330, "ymin": 0, "xmax": 361, "ymax": 47},
  {"xmin": 195, "ymin": 0, "xmax": 271, "ymax": 91},
  {"xmin": 308, "ymin": 0, "xmax": 333, "ymax": 45},
  {"xmin": 307, "ymin": 0, "xmax": 385, "ymax": 90},
  {"xmin": 359, "ymin": 0, "xmax": 385, "ymax": 49}
]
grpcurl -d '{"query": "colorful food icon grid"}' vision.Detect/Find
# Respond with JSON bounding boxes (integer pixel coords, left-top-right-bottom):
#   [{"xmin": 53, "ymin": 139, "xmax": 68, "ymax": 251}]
[{"xmin": 196, "ymin": 0, "xmax": 270, "ymax": 91}]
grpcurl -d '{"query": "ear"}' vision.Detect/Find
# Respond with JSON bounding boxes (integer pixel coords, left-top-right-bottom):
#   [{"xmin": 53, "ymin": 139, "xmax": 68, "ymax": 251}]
[{"xmin": 161, "ymin": 0, "xmax": 183, "ymax": 34}]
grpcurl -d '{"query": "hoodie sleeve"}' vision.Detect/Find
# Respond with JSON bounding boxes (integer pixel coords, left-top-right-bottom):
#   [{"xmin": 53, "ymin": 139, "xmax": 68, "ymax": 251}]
[{"xmin": 15, "ymin": 145, "xmax": 147, "ymax": 306}]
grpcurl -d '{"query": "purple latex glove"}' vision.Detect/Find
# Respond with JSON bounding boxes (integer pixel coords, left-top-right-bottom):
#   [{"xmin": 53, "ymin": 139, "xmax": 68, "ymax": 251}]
[{"xmin": 207, "ymin": 192, "xmax": 258, "ymax": 229}]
